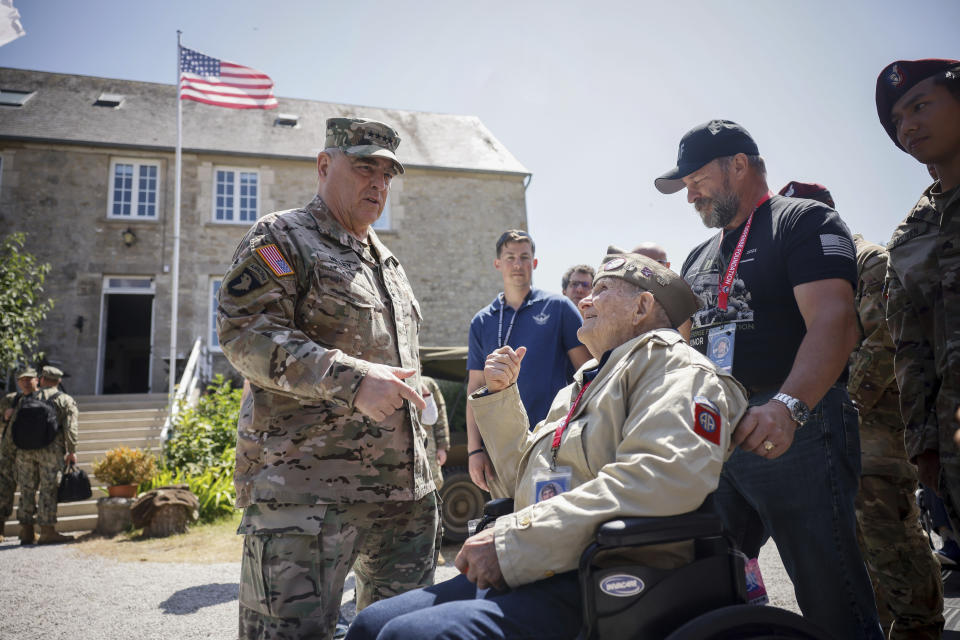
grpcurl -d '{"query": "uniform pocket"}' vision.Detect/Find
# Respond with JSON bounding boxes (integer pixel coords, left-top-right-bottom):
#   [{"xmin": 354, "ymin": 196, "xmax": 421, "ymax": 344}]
[{"xmin": 297, "ymin": 264, "xmax": 379, "ymax": 356}]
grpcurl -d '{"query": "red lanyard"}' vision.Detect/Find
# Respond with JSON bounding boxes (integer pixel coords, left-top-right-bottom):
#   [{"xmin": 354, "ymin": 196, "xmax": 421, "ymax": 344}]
[
  {"xmin": 550, "ymin": 380, "xmax": 591, "ymax": 469},
  {"xmin": 716, "ymin": 192, "xmax": 772, "ymax": 311}
]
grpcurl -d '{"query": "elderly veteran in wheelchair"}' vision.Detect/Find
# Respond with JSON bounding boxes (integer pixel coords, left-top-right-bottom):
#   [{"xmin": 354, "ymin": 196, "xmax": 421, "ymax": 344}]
[{"xmin": 347, "ymin": 249, "xmax": 749, "ymax": 640}]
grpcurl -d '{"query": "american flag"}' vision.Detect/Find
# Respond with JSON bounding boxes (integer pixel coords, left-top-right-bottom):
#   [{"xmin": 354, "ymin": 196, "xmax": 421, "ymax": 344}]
[{"xmin": 179, "ymin": 46, "xmax": 278, "ymax": 110}]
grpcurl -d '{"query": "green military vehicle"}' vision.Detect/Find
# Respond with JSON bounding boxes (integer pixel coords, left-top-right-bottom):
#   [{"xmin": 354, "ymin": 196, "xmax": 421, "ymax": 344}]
[{"xmin": 420, "ymin": 346, "xmax": 489, "ymax": 542}]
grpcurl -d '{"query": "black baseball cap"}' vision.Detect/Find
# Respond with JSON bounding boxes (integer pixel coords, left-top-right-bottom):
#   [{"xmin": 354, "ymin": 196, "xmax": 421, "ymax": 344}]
[
  {"xmin": 655, "ymin": 120, "xmax": 760, "ymax": 194},
  {"xmin": 875, "ymin": 59, "xmax": 960, "ymax": 150}
]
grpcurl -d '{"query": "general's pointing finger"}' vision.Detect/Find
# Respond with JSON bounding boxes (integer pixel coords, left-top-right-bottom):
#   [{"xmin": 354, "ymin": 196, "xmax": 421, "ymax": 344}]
[{"xmin": 398, "ymin": 383, "xmax": 426, "ymax": 410}]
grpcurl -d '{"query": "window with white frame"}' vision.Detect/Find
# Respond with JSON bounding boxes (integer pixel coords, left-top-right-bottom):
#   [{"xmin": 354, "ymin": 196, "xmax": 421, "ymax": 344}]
[
  {"xmin": 372, "ymin": 195, "xmax": 391, "ymax": 231},
  {"xmin": 108, "ymin": 159, "xmax": 160, "ymax": 219},
  {"xmin": 213, "ymin": 168, "xmax": 259, "ymax": 223},
  {"xmin": 210, "ymin": 278, "xmax": 222, "ymax": 351}
]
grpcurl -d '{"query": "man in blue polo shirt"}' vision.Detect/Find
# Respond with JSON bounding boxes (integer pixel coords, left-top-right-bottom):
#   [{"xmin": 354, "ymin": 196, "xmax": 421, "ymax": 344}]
[{"xmin": 466, "ymin": 230, "xmax": 590, "ymax": 496}]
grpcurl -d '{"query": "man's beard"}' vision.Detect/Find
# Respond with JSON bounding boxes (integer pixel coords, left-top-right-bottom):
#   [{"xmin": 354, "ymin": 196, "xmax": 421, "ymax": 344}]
[{"xmin": 695, "ymin": 191, "xmax": 740, "ymax": 229}]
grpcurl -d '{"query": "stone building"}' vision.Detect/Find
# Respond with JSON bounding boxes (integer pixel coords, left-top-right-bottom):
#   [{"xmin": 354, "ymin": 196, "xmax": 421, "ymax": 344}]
[{"xmin": 0, "ymin": 67, "xmax": 530, "ymax": 395}]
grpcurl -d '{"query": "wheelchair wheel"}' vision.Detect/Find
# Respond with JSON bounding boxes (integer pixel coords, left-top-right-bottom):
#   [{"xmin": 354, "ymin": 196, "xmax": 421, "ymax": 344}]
[{"xmin": 664, "ymin": 604, "xmax": 831, "ymax": 640}]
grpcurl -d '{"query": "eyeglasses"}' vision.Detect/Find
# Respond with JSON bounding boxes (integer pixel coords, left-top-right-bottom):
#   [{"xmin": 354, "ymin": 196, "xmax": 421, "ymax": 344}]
[{"xmin": 568, "ymin": 281, "xmax": 593, "ymax": 289}]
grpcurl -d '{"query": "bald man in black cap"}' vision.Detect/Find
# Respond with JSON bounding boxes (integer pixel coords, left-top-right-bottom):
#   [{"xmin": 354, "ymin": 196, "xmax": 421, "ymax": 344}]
[{"xmin": 656, "ymin": 120, "xmax": 881, "ymax": 639}]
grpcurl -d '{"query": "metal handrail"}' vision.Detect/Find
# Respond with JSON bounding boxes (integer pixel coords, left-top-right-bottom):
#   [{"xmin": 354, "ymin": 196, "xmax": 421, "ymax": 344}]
[{"xmin": 160, "ymin": 336, "xmax": 206, "ymax": 441}]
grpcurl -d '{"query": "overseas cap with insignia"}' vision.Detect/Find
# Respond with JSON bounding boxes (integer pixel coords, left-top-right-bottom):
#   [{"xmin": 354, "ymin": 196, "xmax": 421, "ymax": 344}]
[
  {"xmin": 778, "ymin": 181, "xmax": 835, "ymax": 209},
  {"xmin": 595, "ymin": 246, "xmax": 702, "ymax": 328},
  {"xmin": 875, "ymin": 59, "xmax": 960, "ymax": 150},
  {"xmin": 17, "ymin": 367, "xmax": 37, "ymax": 378},
  {"xmin": 655, "ymin": 120, "xmax": 760, "ymax": 194},
  {"xmin": 325, "ymin": 117, "xmax": 404, "ymax": 174},
  {"xmin": 41, "ymin": 365, "xmax": 64, "ymax": 380}
]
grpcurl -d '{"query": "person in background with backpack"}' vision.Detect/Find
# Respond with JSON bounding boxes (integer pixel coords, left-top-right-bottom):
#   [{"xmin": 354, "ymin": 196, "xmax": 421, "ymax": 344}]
[
  {"xmin": 38, "ymin": 367, "xmax": 78, "ymax": 467},
  {"xmin": 0, "ymin": 368, "xmax": 39, "ymax": 543},
  {"xmin": 12, "ymin": 365, "xmax": 77, "ymax": 544}
]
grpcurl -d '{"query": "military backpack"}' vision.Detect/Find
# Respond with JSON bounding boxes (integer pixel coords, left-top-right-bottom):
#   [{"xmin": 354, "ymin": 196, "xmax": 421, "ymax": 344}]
[{"xmin": 11, "ymin": 392, "xmax": 62, "ymax": 450}]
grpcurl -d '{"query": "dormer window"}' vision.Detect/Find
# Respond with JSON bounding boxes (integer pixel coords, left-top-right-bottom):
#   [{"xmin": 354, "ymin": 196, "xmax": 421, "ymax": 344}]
[
  {"xmin": 274, "ymin": 113, "xmax": 299, "ymax": 127},
  {"xmin": 94, "ymin": 93, "xmax": 125, "ymax": 108},
  {"xmin": 0, "ymin": 89, "xmax": 33, "ymax": 106}
]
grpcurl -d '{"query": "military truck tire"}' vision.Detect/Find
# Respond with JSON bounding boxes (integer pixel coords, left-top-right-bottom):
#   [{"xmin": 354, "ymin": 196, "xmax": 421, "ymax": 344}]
[{"xmin": 439, "ymin": 467, "xmax": 487, "ymax": 543}]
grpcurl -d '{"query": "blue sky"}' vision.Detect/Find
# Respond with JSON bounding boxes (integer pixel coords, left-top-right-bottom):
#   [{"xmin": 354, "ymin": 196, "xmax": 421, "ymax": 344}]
[{"xmin": 2, "ymin": 0, "xmax": 957, "ymax": 293}]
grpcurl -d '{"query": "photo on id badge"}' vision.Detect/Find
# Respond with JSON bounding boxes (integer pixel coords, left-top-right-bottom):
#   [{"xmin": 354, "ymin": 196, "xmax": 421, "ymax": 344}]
[{"xmin": 533, "ymin": 467, "xmax": 571, "ymax": 503}]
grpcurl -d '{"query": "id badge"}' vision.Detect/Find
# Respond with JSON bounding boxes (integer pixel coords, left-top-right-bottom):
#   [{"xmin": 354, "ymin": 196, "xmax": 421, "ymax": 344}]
[
  {"xmin": 707, "ymin": 323, "xmax": 736, "ymax": 374},
  {"xmin": 532, "ymin": 466, "xmax": 572, "ymax": 503}
]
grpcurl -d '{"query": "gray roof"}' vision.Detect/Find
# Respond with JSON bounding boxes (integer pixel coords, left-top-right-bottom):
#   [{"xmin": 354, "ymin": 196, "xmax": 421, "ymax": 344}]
[{"xmin": 0, "ymin": 67, "xmax": 530, "ymax": 175}]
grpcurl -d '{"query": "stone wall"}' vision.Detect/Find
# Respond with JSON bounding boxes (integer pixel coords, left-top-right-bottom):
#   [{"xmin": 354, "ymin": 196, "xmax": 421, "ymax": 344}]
[{"xmin": 0, "ymin": 141, "xmax": 527, "ymax": 393}]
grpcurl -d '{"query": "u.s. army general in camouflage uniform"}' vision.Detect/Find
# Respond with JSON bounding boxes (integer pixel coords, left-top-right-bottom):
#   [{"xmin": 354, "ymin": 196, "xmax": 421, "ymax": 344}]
[
  {"xmin": 218, "ymin": 117, "xmax": 439, "ymax": 640},
  {"xmin": 850, "ymin": 235, "xmax": 943, "ymax": 640}
]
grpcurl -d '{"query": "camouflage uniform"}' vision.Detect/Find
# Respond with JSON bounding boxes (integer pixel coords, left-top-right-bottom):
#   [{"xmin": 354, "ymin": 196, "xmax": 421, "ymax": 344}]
[
  {"xmin": 219, "ymin": 191, "xmax": 438, "ymax": 640},
  {"xmin": 420, "ymin": 376, "xmax": 449, "ymax": 489},
  {"xmin": 15, "ymin": 386, "xmax": 78, "ymax": 526},
  {"xmin": 0, "ymin": 391, "xmax": 18, "ymax": 524},
  {"xmin": 850, "ymin": 235, "xmax": 943, "ymax": 639},
  {"xmin": 886, "ymin": 184, "xmax": 960, "ymax": 527}
]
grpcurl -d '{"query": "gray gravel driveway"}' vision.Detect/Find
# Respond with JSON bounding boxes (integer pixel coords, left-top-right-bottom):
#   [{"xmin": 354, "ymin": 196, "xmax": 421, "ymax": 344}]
[{"xmin": 0, "ymin": 537, "xmax": 800, "ymax": 639}]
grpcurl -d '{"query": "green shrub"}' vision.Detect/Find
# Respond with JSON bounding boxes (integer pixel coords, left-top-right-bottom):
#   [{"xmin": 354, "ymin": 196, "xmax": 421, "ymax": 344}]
[
  {"xmin": 148, "ymin": 374, "xmax": 241, "ymax": 522},
  {"xmin": 165, "ymin": 374, "xmax": 241, "ymax": 476},
  {"xmin": 141, "ymin": 447, "xmax": 237, "ymax": 523}
]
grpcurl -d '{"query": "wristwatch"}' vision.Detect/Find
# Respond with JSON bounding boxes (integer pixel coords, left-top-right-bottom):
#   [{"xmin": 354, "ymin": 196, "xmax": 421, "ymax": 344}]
[{"xmin": 772, "ymin": 393, "xmax": 810, "ymax": 426}]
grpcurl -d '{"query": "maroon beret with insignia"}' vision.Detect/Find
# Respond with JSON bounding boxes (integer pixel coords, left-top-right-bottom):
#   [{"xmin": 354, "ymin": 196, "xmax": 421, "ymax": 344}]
[
  {"xmin": 778, "ymin": 181, "xmax": 835, "ymax": 209},
  {"xmin": 875, "ymin": 58, "xmax": 960, "ymax": 150}
]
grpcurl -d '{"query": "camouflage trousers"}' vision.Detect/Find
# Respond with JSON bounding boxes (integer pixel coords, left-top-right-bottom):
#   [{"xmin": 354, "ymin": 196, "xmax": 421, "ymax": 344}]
[
  {"xmin": 855, "ymin": 473, "xmax": 944, "ymax": 640},
  {"xmin": 0, "ymin": 429, "xmax": 16, "ymax": 520},
  {"xmin": 15, "ymin": 445, "xmax": 63, "ymax": 526},
  {"xmin": 238, "ymin": 492, "xmax": 441, "ymax": 640}
]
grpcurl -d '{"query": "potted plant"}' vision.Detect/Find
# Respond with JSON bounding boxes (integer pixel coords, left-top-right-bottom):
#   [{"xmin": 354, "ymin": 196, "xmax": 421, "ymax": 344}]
[{"xmin": 92, "ymin": 446, "xmax": 158, "ymax": 498}]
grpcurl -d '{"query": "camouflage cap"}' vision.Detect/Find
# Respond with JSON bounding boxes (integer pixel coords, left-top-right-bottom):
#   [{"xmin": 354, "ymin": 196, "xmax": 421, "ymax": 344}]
[
  {"xmin": 595, "ymin": 246, "xmax": 701, "ymax": 328},
  {"xmin": 875, "ymin": 59, "xmax": 960, "ymax": 150},
  {"xmin": 41, "ymin": 365, "xmax": 64, "ymax": 380},
  {"xmin": 325, "ymin": 117, "xmax": 404, "ymax": 174},
  {"xmin": 17, "ymin": 367, "xmax": 38, "ymax": 378}
]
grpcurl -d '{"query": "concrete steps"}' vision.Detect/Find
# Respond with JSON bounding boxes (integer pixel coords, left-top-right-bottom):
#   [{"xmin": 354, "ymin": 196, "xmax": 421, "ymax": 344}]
[{"xmin": 3, "ymin": 393, "xmax": 168, "ymax": 537}]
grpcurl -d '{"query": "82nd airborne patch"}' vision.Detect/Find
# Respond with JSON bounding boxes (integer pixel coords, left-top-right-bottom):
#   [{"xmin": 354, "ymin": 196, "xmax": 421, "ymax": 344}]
[{"xmin": 693, "ymin": 396, "xmax": 722, "ymax": 446}]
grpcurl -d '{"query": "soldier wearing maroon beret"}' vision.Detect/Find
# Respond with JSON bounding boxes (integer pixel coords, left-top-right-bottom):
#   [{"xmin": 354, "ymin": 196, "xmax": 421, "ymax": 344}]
[{"xmin": 876, "ymin": 59, "xmax": 960, "ymax": 583}]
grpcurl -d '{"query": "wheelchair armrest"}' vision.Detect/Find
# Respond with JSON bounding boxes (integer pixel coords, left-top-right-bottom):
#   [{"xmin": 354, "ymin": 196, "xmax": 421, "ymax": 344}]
[
  {"xmin": 483, "ymin": 497, "xmax": 515, "ymax": 518},
  {"xmin": 595, "ymin": 513, "xmax": 725, "ymax": 548}
]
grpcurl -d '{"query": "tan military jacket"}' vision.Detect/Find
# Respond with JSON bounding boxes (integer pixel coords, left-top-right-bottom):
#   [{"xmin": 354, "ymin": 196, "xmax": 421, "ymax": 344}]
[
  {"xmin": 886, "ymin": 184, "xmax": 960, "ymax": 460},
  {"xmin": 849, "ymin": 236, "xmax": 914, "ymax": 479},
  {"xmin": 470, "ymin": 329, "xmax": 748, "ymax": 587},
  {"xmin": 218, "ymin": 195, "xmax": 434, "ymax": 506}
]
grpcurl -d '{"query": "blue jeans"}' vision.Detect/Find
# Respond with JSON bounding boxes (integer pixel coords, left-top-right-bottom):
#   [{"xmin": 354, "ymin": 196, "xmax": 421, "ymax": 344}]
[
  {"xmin": 706, "ymin": 385, "xmax": 883, "ymax": 639},
  {"xmin": 346, "ymin": 572, "xmax": 582, "ymax": 640}
]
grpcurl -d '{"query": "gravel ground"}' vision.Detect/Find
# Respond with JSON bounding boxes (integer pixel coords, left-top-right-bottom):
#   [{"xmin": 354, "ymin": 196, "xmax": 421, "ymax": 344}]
[{"xmin": 0, "ymin": 536, "xmax": 799, "ymax": 640}]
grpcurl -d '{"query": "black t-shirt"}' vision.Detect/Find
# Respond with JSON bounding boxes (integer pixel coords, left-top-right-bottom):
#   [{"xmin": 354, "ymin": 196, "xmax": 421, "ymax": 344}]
[{"xmin": 680, "ymin": 195, "xmax": 857, "ymax": 391}]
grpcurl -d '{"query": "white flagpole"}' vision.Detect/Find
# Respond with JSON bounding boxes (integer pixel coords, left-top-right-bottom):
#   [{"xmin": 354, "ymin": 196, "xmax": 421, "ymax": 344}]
[{"xmin": 169, "ymin": 30, "xmax": 183, "ymax": 399}]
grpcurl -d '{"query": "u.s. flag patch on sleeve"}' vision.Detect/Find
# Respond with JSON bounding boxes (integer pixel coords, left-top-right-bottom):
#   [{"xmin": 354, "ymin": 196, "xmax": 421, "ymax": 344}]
[
  {"xmin": 256, "ymin": 244, "xmax": 294, "ymax": 277},
  {"xmin": 693, "ymin": 396, "xmax": 722, "ymax": 446}
]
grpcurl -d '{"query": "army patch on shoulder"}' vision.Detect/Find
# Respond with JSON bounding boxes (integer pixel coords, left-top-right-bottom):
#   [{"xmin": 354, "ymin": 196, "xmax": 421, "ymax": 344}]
[
  {"xmin": 227, "ymin": 263, "xmax": 271, "ymax": 297},
  {"xmin": 693, "ymin": 396, "xmax": 722, "ymax": 446},
  {"xmin": 256, "ymin": 244, "xmax": 294, "ymax": 277}
]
